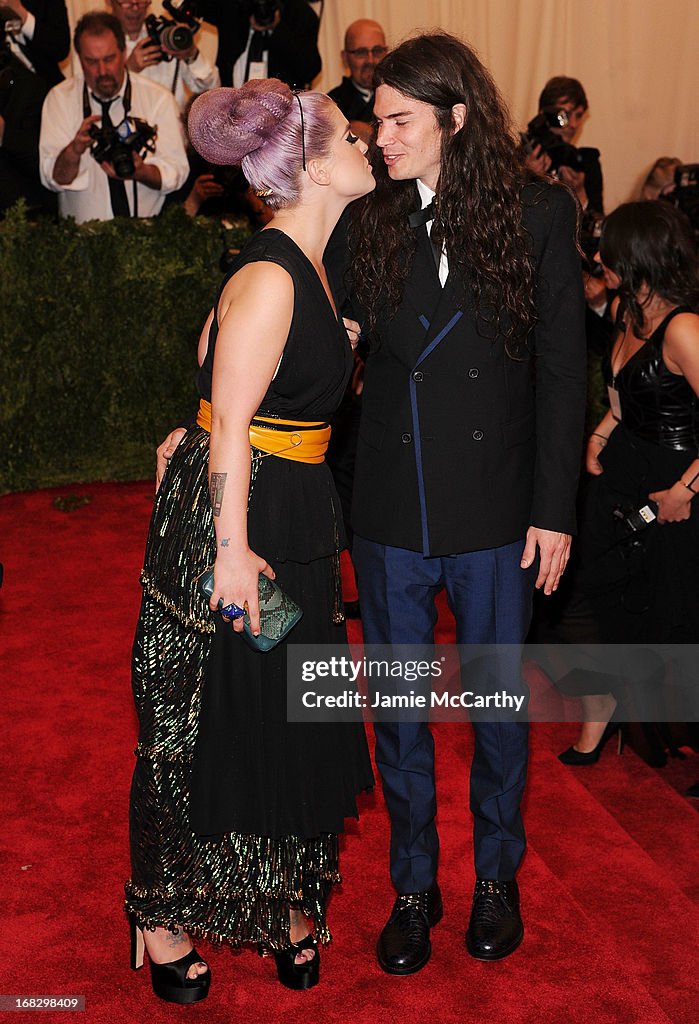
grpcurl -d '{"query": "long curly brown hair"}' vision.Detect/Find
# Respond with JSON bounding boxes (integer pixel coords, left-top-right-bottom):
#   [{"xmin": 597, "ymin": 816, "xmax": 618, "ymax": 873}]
[{"xmin": 350, "ymin": 33, "xmax": 538, "ymax": 353}]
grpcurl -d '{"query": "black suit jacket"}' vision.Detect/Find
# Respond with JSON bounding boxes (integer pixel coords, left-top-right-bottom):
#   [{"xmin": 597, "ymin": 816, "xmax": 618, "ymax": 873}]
[
  {"xmin": 0, "ymin": 50, "xmax": 56, "ymax": 214},
  {"xmin": 197, "ymin": 0, "xmax": 321, "ymax": 88},
  {"xmin": 327, "ymin": 77, "xmax": 373, "ymax": 123},
  {"xmin": 349, "ymin": 183, "xmax": 587, "ymax": 556},
  {"xmin": 16, "ymin": 0, "xmax": 70, "ymax": 88}
]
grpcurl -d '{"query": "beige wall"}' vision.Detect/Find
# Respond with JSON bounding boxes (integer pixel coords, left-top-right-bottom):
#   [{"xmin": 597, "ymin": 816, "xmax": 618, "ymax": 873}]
[{"xmin": 65, "ymin": 1, "xmax": 699, "ymax": 211}]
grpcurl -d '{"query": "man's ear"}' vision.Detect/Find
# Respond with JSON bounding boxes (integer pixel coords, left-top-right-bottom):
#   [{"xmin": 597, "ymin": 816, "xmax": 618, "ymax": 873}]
[
  {"xmin": 306, "ymin": 157, "xmax": 330, "ymax": 187},
  {"xmin": 451, "ymin": 103, "xmax": 467, "ymax": 135}
]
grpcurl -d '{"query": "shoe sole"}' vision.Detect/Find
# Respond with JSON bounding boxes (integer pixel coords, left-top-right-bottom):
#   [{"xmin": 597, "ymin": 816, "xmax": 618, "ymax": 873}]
[{"xmin": 465, "ymin": 927, "xmax": 524, "ymax": 962}]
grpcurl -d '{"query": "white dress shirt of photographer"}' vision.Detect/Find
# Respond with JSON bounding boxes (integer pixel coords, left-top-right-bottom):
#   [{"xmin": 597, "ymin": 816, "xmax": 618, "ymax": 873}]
[
  {"xmin": 100, "ymin": 1, "xmax": 219, "ymax": 111},
  {"xmin": 40, "ymin": 18, "xmax": 189, "ymax": 222}
]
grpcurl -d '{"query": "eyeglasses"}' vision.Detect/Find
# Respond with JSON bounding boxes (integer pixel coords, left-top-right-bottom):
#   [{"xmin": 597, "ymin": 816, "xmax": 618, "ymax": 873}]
[{"xmin": 345, "ymin": 46, "xmax": 388, "ymax": 60}]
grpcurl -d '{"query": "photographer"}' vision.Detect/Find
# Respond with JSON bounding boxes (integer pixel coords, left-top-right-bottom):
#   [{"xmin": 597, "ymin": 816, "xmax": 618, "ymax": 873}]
[
  {"xmin": 327, "ymin": 19, "xmax": 387, "ymax": 144},
  {"xmin": 40, "ymin": 12, "xmax": 188, "ymax": 222},
  {"xmin": 106, "ymin": 0, "xmax": 219, "ymax": 111},
  {"xmin": 0, "ymin": 0, "xmax": 69, "ymax": 87},
  {"xmin": 196, "ymin": 0, "xmax": 320, "ymax": 89},
  {"xmin": 526, "ymin": 76, "xmax": 604, "ymax": 215}
]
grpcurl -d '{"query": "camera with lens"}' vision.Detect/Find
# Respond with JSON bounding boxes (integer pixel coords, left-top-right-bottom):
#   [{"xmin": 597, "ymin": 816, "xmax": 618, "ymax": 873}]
[
  {"xmin": 249, "ymin": 0, "xmax": 283, "ymax": 28},
  {"xmin": 665, "ymin": 164, "xmax": 699, "ymax": 236},
  {"xmin": 145, "ymin": 0, "xmax": 201, "ymax": 61},
  {"xmin": 523, "ymin": 107, "xmax": 585, "ymax": 174},
  {"xmin": 89, "ymin": 116, "xmax": 157, "ymax": 178}
]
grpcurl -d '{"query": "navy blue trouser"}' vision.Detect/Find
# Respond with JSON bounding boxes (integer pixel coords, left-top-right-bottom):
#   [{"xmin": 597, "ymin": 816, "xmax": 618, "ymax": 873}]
[{"xmin": 353, "ymin": 535, "xmax": 535, "ymax": 893}]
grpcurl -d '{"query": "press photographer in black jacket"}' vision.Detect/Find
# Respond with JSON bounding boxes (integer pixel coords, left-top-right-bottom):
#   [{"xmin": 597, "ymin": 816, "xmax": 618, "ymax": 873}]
[{"xmin": 196, "ymin": 0, "xmax": 320, "ymax": 89}]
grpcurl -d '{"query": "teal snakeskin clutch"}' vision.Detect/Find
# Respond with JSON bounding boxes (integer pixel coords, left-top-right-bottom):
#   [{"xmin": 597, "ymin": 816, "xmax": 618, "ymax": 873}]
[{"xmin": 196, "ymin": 568, "xmax": 303, "ymax": 652}]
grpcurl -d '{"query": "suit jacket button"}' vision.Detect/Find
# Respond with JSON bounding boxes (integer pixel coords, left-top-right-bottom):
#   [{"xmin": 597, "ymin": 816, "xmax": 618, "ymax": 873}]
[
  {"xmin": 472, "ymin": 429, "xmax": 484, "ymax": 441},
  {"xmin": 412, "ymin": 370, "xmax": 424, "ymax": 382},
  {"xmin": 401, "ymin": 432, "xmax": 413, "ymax": 444},
  {"xmin": 468, "ymin": 367, "xmax": 479, "ymax": 378}
]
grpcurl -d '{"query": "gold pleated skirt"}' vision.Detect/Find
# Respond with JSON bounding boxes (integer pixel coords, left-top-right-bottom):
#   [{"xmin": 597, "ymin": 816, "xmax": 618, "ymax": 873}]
[{"xmin": 123, "ymin": 427, "xmax": 342, "ymax": 948}]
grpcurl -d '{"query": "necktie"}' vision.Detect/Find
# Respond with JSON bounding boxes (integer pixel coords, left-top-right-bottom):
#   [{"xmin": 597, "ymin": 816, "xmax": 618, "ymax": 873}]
[
  {"xmin": 98, "ymin": 98, "xmax": 131, "ymax": 218},
  {"xmin": 245, "ymin": 30, "xmax": 268, "ymax": 81},
  {"xmin": 408, "ymin": 201, "xmax": 443, "ymax": 278}
]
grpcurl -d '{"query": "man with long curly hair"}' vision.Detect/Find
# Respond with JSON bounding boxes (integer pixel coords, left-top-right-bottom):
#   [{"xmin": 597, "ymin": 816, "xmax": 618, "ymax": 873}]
[{"xmin": 347, "ymin": 33, "xmax": 587, "ymax": 973}]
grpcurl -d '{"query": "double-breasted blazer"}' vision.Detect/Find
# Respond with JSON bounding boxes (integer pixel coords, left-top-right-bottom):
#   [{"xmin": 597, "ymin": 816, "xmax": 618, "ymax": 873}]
[{"xmin": 349, "ymin": 182, "xmax": 587, "ymax": 557}]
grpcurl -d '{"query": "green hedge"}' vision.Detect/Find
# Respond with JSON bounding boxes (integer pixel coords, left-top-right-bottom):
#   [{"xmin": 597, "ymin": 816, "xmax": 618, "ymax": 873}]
[{"xmin": 0, "ymin": 204, "xmax": 249, "ymax": 493}]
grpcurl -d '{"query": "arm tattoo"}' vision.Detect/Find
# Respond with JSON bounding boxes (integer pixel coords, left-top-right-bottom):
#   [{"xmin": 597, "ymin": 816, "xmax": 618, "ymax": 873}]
[
  {"xmin": 209, "ymin": 473, "xmax": 227, "ymax": 517},
  {"xmin": 220, "ymin": 538, "xmax": 230, "ymax": 547}
]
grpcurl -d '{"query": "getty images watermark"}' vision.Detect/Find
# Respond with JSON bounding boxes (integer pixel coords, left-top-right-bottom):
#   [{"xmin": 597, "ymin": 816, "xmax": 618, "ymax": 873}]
[{"xmin": 286, "ymin": 644, "xmax": 699, "ymax": 723}]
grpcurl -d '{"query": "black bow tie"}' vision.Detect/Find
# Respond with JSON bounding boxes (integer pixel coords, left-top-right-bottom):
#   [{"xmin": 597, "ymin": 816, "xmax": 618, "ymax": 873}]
[{"xmin": 408, "ymin": 201, "xmax": 435, "ymax": 228}]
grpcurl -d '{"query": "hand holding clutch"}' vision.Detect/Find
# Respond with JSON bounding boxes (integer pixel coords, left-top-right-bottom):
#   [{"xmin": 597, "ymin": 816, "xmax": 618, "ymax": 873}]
[{"xmin": 196, "ymin": 568, "xmax": 303, "ymax": 652}]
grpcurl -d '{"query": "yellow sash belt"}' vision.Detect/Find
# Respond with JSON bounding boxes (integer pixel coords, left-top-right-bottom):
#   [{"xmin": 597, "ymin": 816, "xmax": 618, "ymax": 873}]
[{"xmin": 196, "ymin": 399, "xmax": 330, "ymax": 464}]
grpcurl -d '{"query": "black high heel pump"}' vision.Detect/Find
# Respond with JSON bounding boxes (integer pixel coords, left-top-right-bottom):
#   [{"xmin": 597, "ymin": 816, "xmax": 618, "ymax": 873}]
[
  {"xmin": 558, "ymin": 722, "xmax": 625, "ymax": 766},
  {"xmin": 129, "ymin": 916, "xmax": 211, "ymax": 1004},
  {"xmin": 259, "ymin": 933, "xmax": 320, "ymax": 990}
]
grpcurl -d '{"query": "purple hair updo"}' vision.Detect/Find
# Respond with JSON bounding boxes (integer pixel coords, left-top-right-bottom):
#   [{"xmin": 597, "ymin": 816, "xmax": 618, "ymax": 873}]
[{"xmin": 188, "ymin": 79, "xmax": 338, "ymax": 210}]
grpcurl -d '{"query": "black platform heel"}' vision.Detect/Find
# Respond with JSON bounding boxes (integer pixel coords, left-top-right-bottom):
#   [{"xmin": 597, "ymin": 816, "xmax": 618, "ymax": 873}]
[
  {"xmin": 259, "ymin": 933, "xmax": 320, "ymax": 990},
  {"xmin": 558, "ymin": 721, "xmax": 625, "ymax": 765},
  {"xmin": 129, "ymin": 916, "xmax": 211, "ymax": 1004}
]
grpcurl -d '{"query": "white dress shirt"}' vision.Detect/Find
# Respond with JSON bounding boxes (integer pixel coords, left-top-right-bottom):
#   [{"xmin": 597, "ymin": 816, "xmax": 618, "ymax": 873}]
[
  {"xmin": 417, "ymin": 178, "xmax": 449, "ymax": 287},
  {"xmin": 39, "ymin": 73, "xmax": 190, "ymax": 223}
]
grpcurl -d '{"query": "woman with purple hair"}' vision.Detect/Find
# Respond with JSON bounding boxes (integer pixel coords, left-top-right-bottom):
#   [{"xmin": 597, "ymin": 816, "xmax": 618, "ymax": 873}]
[{"xmin": 124, "ymin": 79, "xmax": 375, "ymax": 1001}]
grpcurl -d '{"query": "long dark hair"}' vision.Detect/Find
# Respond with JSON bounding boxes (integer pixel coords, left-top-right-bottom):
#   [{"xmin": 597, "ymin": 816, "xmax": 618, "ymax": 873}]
[
  {"xmin": 600, "ymin": 201, "xmax": 699, "ymax": 335},
  {"xmin": 350, "ymin": 33, "xmax": 538, "ymax": 352}
]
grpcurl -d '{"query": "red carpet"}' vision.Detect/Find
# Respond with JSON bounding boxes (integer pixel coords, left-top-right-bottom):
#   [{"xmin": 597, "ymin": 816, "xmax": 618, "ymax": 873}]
[{"xmin": 2, "ymin": 481, "xmax": 698, "ymax": 1024}]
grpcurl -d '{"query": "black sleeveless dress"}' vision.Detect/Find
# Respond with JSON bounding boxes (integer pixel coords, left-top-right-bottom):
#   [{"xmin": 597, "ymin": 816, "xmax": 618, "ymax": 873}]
[
  {"xmin": 125, "ymin": 229, "xmax": 373, "ymax": 948},
  {"xmin": 575, "ymin": 306, "xmax": 699, "ymax": 642}
]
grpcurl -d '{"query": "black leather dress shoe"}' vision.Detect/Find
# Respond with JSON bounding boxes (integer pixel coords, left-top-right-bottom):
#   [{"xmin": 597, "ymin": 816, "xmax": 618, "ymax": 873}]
[
  {"xmin": 376, "ymin": 882, "xmax": 443, "ymax": 975},
  {"xmin": 465, "ymin": 878, "xmax": 523, "ymax": 961}
]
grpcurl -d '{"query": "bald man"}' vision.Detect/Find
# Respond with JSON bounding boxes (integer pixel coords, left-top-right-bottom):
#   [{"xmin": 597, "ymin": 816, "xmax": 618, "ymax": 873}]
[{"xmin": 328, "ymin": 19, "xmax": 387, "ymax": 143}]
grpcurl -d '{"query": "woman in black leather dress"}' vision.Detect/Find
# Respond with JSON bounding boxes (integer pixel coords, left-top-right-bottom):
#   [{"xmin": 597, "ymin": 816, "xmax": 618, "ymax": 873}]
[{"xmin": 559, "ymin": 201, "xmax": 699, "ymax": 764}]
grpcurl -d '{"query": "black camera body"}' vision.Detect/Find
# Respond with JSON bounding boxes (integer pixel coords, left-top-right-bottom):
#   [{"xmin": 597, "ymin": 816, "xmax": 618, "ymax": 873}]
[
  {"xmin": 612, "ymin": 499, "xmax": 658, "ymax": 536},
  {"xmin": 668, "ymin": 164, "xmax": 699, "ymax": 236},
  {"xmin": 89, "ymin": 117, "xmax": 157, "ymax": 178},
  {"xmin": 145, "ymin": 1, "xmax": 201, "ymax": 61},
  {"xmin": 524, "ymin": 108, "xmax": 584, "ymax": 174}
]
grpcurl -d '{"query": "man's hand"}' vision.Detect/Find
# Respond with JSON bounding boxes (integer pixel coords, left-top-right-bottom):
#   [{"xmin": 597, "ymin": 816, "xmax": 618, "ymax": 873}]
[
  {"xmin": 156, "ymin": 427, "xmax": 187, "ymax": 492},
  {"xmin": 72, "ymin": 114, "xmax": 100, "ymax": 157},
  {"xmin": 127, "ymin": 38, "xmax": 163, "ymax": 73},
  {"xmin": 521, "ymin": 526, "xmax": 571, "ymax": 594},
  {"xmin": 102, "ymin": 152, "xmax": 161, "ymax": 190},
  {"xmin": 52, "ymin": 115, "xmax": 100, "ymax": 185},
  {"xmin": 524, "ymin": 142, "xmax": 552, "ymax": 175},
  {"xmin": 582, "ymin": 270, "xmax": 608, "ymax": 314},
  {"xmin": 183, "ymin": 173, "xmax": 224, "ymax": 216},
  {"xmin": 162, "ymin": 42, "xmax": 198, "ymax": 63}
]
